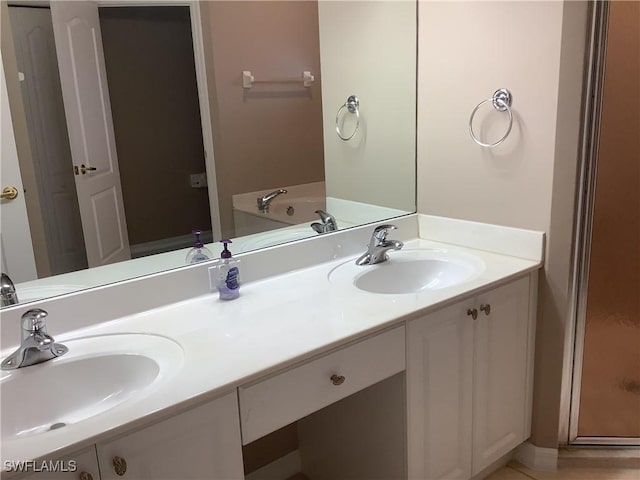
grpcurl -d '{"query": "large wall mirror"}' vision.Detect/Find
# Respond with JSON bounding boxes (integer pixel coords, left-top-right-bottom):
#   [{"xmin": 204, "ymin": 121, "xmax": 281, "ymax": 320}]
[{"xmin": 0, "ymin": 0, "xmax": 416, "ymax": 308}]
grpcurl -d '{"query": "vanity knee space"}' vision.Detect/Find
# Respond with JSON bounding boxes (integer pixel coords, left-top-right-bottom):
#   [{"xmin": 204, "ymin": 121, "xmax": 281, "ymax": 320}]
[
  {"xmin": 235, "ymin": 326, "xmax": 407, "ymax": 480},
  {"xmin": 238, "ymin": 326, "xmax": 405, "ymax": 444}
]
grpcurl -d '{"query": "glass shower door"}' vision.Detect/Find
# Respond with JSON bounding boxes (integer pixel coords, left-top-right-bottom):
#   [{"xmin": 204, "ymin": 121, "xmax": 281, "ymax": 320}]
[{"xmin": 576, "ymin": 0, "xmax": 640, "ymax": 441}]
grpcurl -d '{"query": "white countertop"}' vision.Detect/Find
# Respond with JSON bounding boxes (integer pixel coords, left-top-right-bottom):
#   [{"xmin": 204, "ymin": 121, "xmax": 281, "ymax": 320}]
[{"xmin": 0, "ymin": 216, "xmax": 544, "ymax": 466}]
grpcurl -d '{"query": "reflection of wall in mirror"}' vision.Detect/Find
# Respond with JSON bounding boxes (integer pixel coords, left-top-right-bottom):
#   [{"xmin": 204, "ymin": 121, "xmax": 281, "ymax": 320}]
[
  {"xmin": 100, "ymin": 7, "xmax": 212, "ymax": 247},
  {"xmin": 201, "ymin": 1, "xmax": 326, "ymax": 239},
  {"xmin": 319, "ymin": 1, "xmax": 416, "ymax": 212}
]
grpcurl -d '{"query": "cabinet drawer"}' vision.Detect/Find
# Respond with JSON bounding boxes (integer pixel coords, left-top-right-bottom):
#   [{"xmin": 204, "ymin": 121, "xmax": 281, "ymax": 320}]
[{"xmin": 239, "ymin": 326, "xmax": 405, "ymax": 444}]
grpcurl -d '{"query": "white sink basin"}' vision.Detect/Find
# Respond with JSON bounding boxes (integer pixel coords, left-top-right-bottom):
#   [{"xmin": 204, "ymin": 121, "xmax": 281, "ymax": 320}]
[
  {"xmin": 329, "ymin": 249, "xmax": 485, "ymax": 294},
  {"xmin": 0, "ymin": 334, "xmax": 183, "ymax": 441}
]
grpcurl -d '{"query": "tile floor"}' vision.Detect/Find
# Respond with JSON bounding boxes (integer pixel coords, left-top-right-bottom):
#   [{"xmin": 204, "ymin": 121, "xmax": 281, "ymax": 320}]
[{"xmin": 486, "ymin": 462, "xmax": 640, "ymax": 480}]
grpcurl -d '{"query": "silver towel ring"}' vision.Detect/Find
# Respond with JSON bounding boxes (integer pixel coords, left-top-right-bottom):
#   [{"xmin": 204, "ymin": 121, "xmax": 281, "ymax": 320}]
[
  {"xmin": 469, "ymin": 89, "xmax": 513, "ymax": 147},
  {"xmin": 336, "ymin": 95, "xmax": 360, "ymax": 141}
]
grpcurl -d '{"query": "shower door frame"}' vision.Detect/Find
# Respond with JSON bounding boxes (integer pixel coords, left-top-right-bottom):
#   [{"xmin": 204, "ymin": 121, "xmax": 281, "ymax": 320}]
[{"xmin": 562, "ymin": 0, "xmax": 640, "ymax": 447}]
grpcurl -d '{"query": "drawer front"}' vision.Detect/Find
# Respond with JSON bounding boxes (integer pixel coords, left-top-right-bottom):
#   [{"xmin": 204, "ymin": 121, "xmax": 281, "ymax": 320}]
[{"xmin": 239, "ymin": 326, "xmax": 405, "ymax": 444}]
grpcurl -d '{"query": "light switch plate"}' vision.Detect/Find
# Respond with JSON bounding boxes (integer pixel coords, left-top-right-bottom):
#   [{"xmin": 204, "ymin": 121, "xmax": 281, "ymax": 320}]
[{"xmin": 190, "ymin": 173, "xmax": 207, "ymax": 188}]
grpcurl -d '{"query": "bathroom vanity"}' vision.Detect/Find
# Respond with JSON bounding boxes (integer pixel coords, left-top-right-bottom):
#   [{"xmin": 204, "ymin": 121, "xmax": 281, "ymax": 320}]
[{"xmin": 0, "ymin": 215, "xmax": 543, "ymax": 480}]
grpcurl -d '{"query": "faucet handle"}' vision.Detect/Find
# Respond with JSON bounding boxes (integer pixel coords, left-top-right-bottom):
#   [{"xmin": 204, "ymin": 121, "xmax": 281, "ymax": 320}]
[
  {"xmin": 21, "ymin": 308, "xmax": 48, "ymax": 332},
  {"xmin": 315, "ymin": 209, "xmax": 337, "ymax": 227},
  {"xmin": 373, "ymin": 224, "xmax": 398, "ymax": 242}
]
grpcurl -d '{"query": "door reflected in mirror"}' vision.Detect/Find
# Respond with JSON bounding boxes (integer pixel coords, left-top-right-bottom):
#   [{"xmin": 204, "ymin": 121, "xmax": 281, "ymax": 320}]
[{"xmin": 0, "ymin": 0, "xmax": 416, "ymax": 307}]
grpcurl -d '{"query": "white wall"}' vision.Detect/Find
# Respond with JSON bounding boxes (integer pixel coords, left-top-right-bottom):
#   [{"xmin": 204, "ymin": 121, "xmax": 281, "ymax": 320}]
[{"xmin": 319, "ymin": 1, "xmax": 416, "ymax": 212}]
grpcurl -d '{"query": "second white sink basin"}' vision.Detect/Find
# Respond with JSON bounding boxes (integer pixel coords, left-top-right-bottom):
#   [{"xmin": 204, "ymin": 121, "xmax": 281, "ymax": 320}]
[
  {"xmin": 329, "ymin": 249, "xmax": 485, "ymax": 294},
  {"xmin": 0, "ymin": 333, "xmax": 183, "ymax": 441}
]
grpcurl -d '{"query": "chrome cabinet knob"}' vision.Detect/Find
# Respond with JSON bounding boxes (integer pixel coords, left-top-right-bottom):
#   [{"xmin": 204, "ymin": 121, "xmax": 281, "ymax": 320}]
[
  {"xmin": 112, "ymin": 456, "xmax": 127, "ymax": 476},
  {"xmin": 480, "ymin": 303, "xmax": 491, "ymax": 315},
  {"xmin": 79, "ymin": 472, "xmax": 94, "ymax": 480},
  {"xmin": 330, "ymin": 374, "xmax": 346, "ymax": 386},
  {"xmin": 467, "ymin": 308, "xmax": 478, "ymax": 320}
]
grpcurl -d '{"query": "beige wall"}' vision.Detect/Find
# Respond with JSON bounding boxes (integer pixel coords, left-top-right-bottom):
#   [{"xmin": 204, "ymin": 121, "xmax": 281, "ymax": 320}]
[
  {"xmin": 418, "ymin": 1, "xmax": 589, "ymax": 448},
  {"xmin": 201, "ymin": 1, "xmax": 325, "ymax": 239},
  {"xmin": 318, "ymin": 1, "xmax": 416, "ymax": 212},
  {"xmin": 418, "ymin": 1, "xmax": 562, "ymax": 231},
  {"xmin": 100, "ymin": 7, "xmax": 211, "ymax": 246}
]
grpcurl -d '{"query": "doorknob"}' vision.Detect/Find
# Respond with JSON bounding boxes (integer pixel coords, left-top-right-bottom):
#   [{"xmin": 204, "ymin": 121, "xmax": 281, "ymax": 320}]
[
  {"xmin": 1, "ymin": 186, "xmax": 19, "ymax": 200},
  {"xmin": 74, "ymin": 164, "xmax": 98, "ymax": 175}
]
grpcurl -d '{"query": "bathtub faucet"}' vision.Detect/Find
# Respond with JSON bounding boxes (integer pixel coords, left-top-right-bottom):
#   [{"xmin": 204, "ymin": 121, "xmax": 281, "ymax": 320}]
[
  {"xmin": 257, "ymin": 189, "xmax": 287, "ymax": 213},
  {"xmin": 311, "ymin": 210, "xmax": 338, "ymax": 234}
]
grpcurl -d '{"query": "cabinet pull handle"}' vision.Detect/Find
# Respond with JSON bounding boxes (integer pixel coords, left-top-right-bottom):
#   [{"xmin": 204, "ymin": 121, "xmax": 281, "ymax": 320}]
[
  {"xmin": 79, "ymin": 472, "xmax": 94, "ymax": 480},
  {"xmin": 466, "ymin": 308, "xmax": 478, "ymax": 320},
  {"xmin": 330, "ymin": 374, "xmax": 346, "ymax": 386},
  {"xmin": 480, "ymin": 303, "xmax": 491, "ymax": 315},
  {"xmin": 112, "ymin": 456, "xmax": 127, "ymax": 476}
]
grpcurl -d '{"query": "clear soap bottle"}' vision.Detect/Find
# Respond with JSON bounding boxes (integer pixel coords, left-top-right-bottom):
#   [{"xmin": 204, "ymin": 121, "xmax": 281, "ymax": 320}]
[
  {"xmin": 185, "ymin": 230, "xmax": 213, "ymax": 264},
  {"xmin": 215, "ymin": 239, "xmax": 240, "ymax": 300}
]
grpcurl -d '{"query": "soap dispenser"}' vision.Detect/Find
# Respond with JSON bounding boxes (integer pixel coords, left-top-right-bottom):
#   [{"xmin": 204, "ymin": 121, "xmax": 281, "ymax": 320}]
[
  {"xmin": 214, "ymin": 239, "xmax": 240, "ymax": 300},
  {"xmin": 185, "ymin": 230, "xmax": 213, "ymax": 264}
]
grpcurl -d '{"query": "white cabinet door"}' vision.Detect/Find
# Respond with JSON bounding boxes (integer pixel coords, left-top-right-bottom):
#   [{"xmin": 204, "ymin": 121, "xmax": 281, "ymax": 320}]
[
  {"xmin": 96, "ymin": 392, "xmax": 244, "ymax": 480},
  {"xmin": 407, "ymin": 300, "xmax": 474, "ymax": 480},
  {"xmin": 407, "ymin": 275, "xmax": 535, "ymax": 480},
  {"xmin": 19, "ymin": 447, "xmax": 99, "ymax": 480},
  {"xmin": 472, "ymin": 276, "xmax": 530, "ymax": 475}
]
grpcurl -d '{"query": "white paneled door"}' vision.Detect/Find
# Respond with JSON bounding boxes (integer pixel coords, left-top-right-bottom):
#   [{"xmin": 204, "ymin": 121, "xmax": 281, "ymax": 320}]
[
  {"xmin": 9, "ymin": 6, "xmax": 88, "ymax": 275},
  {"xmin": 0, "ymin": 53, "xmax": 37, "ymax": 282},
  {"xmin": 50, "ymin": 1, "xmax": 130, "ymax": 267}
]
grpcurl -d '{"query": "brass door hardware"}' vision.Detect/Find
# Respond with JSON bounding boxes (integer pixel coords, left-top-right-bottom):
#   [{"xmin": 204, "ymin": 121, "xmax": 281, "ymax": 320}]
[
  {"xmin": 74, "ymin": 164, "xmax": 97, "ymax": 175},
  {"xmin": 467, "ymin": 308, "xmax": 478, "ymax": 320},
  {"xmin": 330, "ymin": 374, "xmax": 346, "ymax": 386},
  {"xmin": 112, "ymin": 456, "xmax": 127, "ymax": 476},
  {"xmin": 480, "ymin": 304, "xmax": 491, "ymax": 315},
  {"xmin": 1, "ymin": 186, "xmax": 19, "ymax": 200}
]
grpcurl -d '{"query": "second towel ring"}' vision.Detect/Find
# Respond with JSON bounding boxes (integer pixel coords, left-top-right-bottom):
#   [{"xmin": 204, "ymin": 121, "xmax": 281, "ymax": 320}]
[
  {"xmin": 469, "ymin": 88, "xmax": 513, "ymax": 148},
  {"xmin": 336, "ymin": 95, "xmax": 360, "ymax": 141}
]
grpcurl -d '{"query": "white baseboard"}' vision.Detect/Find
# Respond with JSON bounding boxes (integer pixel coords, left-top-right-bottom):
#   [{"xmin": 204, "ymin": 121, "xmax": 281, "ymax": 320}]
[
  {"xmin": 245, "ymin": 450, "xmax": 302, "ymax": 480},
  {"xmin": 515, "ymin": 441, "xmax": 558, "ymax": 471}
]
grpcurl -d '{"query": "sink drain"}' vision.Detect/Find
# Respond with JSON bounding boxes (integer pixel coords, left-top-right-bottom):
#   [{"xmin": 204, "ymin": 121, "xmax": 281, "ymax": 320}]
[{"xmin": 49, "ymin": 422, "xmax": 66, "ymax": 431}]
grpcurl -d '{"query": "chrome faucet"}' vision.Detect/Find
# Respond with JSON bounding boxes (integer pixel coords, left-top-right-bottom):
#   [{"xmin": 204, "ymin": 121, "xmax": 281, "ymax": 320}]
[
  {"xmin": 1, "ymin": 272, "xmax": 19, "ymax": 307},
  {"xmin": 1, "ymin": 309, "xmax": 68, "ymax": 370},
  {"xmin": 257, "ymin": 189, "xmax": 287, "ymax": 213},
  {"xmin": 355, "ymin": 224, "xmax": 404, "ymax": 266},
  {"xmin": 311, "ymin": 209, "xmax": 338, "ymax": 234}
]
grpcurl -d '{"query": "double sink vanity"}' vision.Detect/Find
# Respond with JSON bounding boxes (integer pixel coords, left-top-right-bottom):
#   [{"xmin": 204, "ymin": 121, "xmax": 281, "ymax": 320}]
[{"xmin": 0, "ymin": 214, "xmax": 544, "ymax": 480}]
